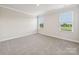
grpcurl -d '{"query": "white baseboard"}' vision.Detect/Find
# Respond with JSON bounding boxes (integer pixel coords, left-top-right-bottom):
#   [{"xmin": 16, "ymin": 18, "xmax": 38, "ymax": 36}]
[
  {"xmin": 1, "ymin": 31, "xmax": 79, "ymax": 44},
  {"xmin": 38, "ymin": 33, "xmax": 79, "ymax": 44},
  {"xmin": 53, "ymin": 35, "xmax": 79, "ymax": 44},
  {"xmin": 0, "ymin": 31, "xmax": 37, "ymax": 42}
]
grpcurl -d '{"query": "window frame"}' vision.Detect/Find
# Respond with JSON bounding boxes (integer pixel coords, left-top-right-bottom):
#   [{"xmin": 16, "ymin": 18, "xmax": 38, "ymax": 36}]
[{"xmin": 59, "ymin": 11, "xmax": 74, "ymax": 32}]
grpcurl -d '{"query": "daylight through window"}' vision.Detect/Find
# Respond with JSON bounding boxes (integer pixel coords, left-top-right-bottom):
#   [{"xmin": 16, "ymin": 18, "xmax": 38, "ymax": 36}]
[{"xmin": 59, "ymin": 11, "xmax": 73, "ymax": 31}]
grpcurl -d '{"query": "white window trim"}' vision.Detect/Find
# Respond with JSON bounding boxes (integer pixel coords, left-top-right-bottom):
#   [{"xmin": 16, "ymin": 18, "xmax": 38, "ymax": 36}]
[{"xmin": 59, "ymin": 11, "xmax": 74, "ymax": 32}]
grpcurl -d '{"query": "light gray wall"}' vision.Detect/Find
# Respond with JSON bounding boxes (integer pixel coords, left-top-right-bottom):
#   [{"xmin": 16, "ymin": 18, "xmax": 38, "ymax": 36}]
[
  {"xmin": 0, "ymin": 7, "xmax": 37, "ymax": 41},
  {"xmin": 38, "ymin": 6, "xmax": 79, "ymax": 43}
]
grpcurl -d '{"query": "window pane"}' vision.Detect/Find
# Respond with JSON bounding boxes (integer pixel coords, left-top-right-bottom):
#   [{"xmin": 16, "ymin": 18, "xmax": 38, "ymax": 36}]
[
  {"xmin": 59, "ymin": 11, "xmax": 73, "ymax": 31},
  {"xmin": 37, "ymin": 16, "xmax": 44, "ymax": 28}
]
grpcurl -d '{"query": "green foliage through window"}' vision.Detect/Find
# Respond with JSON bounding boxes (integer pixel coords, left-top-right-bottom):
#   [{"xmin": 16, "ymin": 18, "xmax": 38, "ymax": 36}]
[{"xmin": 59, "ymin": 11, "xmax": 73, "ymax": 31}]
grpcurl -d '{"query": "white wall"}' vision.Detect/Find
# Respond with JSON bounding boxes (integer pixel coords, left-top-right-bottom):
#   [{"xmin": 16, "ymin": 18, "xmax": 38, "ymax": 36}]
[
  {"xmin": 0, "ymin": 7, "xmax": 37, "ymax": 41},
  {"xmin": 38, "ymin": 6, "xmax": 79, "ymax": 43}
]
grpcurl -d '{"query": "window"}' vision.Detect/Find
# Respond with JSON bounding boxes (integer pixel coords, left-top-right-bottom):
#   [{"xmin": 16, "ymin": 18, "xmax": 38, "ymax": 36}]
[
  {"xmin": 59, "ymin": 11, "xmax": 73, "ymax": 32},
  {"xmin": 37, "ymin": 16, "xmax": 44, "ymax": 28}
]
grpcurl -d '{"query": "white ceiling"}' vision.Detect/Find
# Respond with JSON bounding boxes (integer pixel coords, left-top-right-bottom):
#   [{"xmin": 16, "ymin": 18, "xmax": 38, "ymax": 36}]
[{"xmin": 0, "ymin": 4, "xmax": 73, "ymax": 16}]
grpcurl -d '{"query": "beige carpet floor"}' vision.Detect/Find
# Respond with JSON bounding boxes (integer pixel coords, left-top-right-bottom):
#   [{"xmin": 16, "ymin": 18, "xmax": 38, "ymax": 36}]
[{"xmin": 0, "ymin": 33, "xmax": 79, "ymax": 55}]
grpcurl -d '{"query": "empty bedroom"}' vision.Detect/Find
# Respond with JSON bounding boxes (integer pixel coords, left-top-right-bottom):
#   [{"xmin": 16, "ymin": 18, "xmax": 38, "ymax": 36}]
[{"xmin": 0, "ymin": 4, "xmax": 79, "ymax": 55}]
